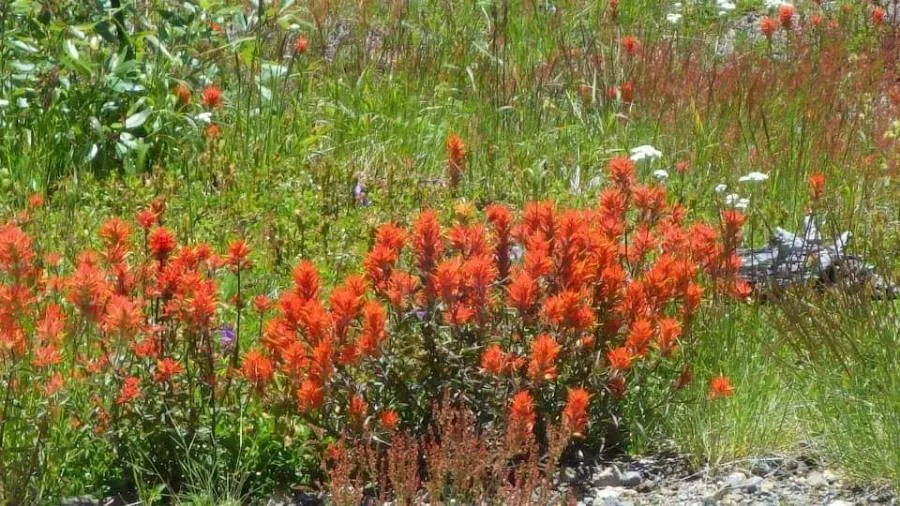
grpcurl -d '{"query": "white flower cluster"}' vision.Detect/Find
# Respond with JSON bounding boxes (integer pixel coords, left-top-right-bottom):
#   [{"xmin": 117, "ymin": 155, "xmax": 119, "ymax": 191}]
[{"xmin": 714, "ymin": 171, "xmax": 770, "ymax": 210}]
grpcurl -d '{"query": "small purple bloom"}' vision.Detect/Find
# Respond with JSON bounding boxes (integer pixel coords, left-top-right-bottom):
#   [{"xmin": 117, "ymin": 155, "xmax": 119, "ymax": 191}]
[
  {"xmin": 414, "ymin": 309, "xmax": 427, "ymax": 321},
  {"xmin": 219, "ymin": 325, "xmax": 236, "ymax": 350}
]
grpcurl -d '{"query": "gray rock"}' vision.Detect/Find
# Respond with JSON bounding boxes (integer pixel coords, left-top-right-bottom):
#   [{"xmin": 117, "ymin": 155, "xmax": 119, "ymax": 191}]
[
  {"xmin": 594, "ymin": 467, "xmax": 620, "ymax": 487},
  {"xmin": 823, "ymin": 469, "xmax": 840, "ymax": 483},
  {"xmin": 807, "ymin": 471, "xmax": 829, "ymax": 488},
  {"xmin": 723, "ymin": 471, "xmax": 748, "ymax": 489},
  {"xmin": 826, "ymin": 501, "xmax": 855, "ymax": 506},
  {"xmin": 743, "ymin": 475, "xmax": 764, "ymax": 493},
  {"xmin": 61, "ymin": 498, "xmax": 100, "ymax": 506},
  {"xmin": 615, "ymin": 469, "xmax": 643, "ymax": 488}
]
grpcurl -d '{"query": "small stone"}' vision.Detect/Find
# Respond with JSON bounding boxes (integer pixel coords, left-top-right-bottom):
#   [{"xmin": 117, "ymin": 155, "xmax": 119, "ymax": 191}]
[
  {"xmin": 615, "ymin": 470, "xmax": 643, "ymax": 488},
  {"xmin": 826, "ymin": 501, "xmax": 854, "ymax": 506},
  {"xmin": 594, "ymin": 487, "xmax": 624, "ymax": 500},
  {"xmin": 807, "ymin": 471, "xmax": 828, "ymax": 488},
  {"xmin": 594, "ymin": 467, "xmax": 620, "ymax": 487},
  {"xmin": 742, "ymin": 476, "xmax": 764, "ymax": 493},
  {"xmin": 868, "ymin": 491, "xmax": 894, "ymax": 503},
  {"xmin": 564, "ymin": 466, "xmax": 577, "ymax": 482},
  {"xmin": 723, "ymin": 471, "xmax": 747, "ymax": 489},
  {"xmin": 823, "ymin": 469, "xmax": 840, "ymax": 483},
  {"xmin": 759, "ymin": 479, "xmax": 777, "ymax": 494}
]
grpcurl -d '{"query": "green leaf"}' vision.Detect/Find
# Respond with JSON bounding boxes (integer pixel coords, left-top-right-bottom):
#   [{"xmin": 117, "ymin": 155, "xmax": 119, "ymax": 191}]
[{"xmin": 125, "ymin": 109, "xmax": 152, "ymax": 129}]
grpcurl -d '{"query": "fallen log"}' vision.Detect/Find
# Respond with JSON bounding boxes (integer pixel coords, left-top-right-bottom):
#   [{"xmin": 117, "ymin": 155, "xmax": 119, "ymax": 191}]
[{"xmin": 736, "ymin": 216, "xmax": 898, "ymax": 299}]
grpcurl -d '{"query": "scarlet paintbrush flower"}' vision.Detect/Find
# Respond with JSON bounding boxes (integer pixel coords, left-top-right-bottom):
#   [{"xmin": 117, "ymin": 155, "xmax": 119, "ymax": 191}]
[
  {"xmin": 364, "ymin": 244, "xmax": 399, "ymax": 292},
  {"xmin": 253, "ymin": 294, "xmax": 272, "ymax": 314},
  {"xmin": 241, "ymin": 349, "xmax": 274, "ymax": 390},
  {"xmin": 386, "ymin": 271, "xmax": 419, "ymax": 309},
  {"xmin": 173, "ymin": 82, "xmax": 191, "ymax": 106},
  {"xmin": 374, "ymin": 223, "xmax": 408, "ymax": 253},
  {"xmin": 625, "ymin": 318, "xmax": 654, "ymax": 357},
  {"xmin": 201, "ymin": 85, "xmax": 223, "ymax": 108},
  {"xmin": 507, "ymin": 390, "xmax": 536, "ymax": 445},
  {"xmin": 872, "ymin": 7, "xmax": 885, "ymax": 26},
  {"xmin": 620, "ymin": 81, "xmax": 634, "ymax": 103},
  {"xmin": 349, "ymin": 394, "xmax": 367, "ymax": 425},
  {"xmin": 481, "ymin": 344, "xmax": 506, "ymax": 375},
  {"xmin": 486, "ymin": 203, "xmax": 512, "ymax": 280},
  {"xmin": 656, "ymin": 317, "xmax": 681, "ymax": 353},
  {"xmin": 542, "ymin": 290, "xmax": 595, "ymax": 332},
  {"xmin": 116, "ymin": 376, "xmax": 141, "ymax": 405},
  {"xmin": 295, "ymin": 35, "xmax": 309, "ymax": 54},
  {"xmin": 606, "ymin": 346, "xmax": 633, "ymax": 371},
  {"xmin": 528, "ymin": 333, "xmax": 560, "ymax": 382},
  {"xmin": 0, "ymin": 224, "xmax": 34, "ymax": 276},
  {"xmin": 708, "ymin": 375, "xmax": 734, "ymax": 399},
  {"xmin": 99, "ymin": 217, "xmax": 131, "ymax": 247},
  {"xmin": 226, "ymin": 239, "xmax": 252, "ymax": 270},
  {"xmin": 28, "ymin": 192, "xmax": 44, "ymax": 208},
  {"xmin": 621, "ymin": 35, "xmax": 639, "ymax": 55},
  {"xmin": 103, "ymin": 295, "xmax": 142, "ymax": 336},
  {"xmin": 563, "ymin": 388, "xmax": 590, "ymax": 437},
  {"xmin": 32, "ymin": 344, "xmax": 62, "ymax": 368},
  {"xmin": 379, "ymin": 409, "xmax": 399, "ymax": 431},
  {"xmin": 358, "ymin": 301, "xmax": 387, "ymax": 356},
  {"xmin": 446, "ymin": 132, "xmax": 466, "ymax": 188},
  {"xmin": 205, "ymin": 124, "xmax": 221, "ymax": 139},
  {"xmin": 808, "ymin": 172, "xmax": 826, "ymax": 200},
  {"xmin": 413, "ymin": 209, "xmax": 444, "ymax": 278},
  {"xmin": 778, "ymin": 4, "xmax": 795, "ymax": 30},
  {"xmin": 675, "ymin": 160, "xmax": 691, "ymax": 174},
  {"xmin": 154, "ymin": 357, "xmax": 183, "ymax": 383},
  {"xmin": 36, "ymin": 303, "xmax": 66, "ymax": 344},
  {"xmin": 137, "ymin": 209, "xmax": 156, "ymax": 230},
  {"xmin": 760, "ymin": 16, "xmax": 777, "ymax": 38},
  {"xmin": 292, "ymin": 260, "xmax": 321, "ymax": 301},
  {"xmin": 297, "ymin": 379, "xmax": 325, "ymax": 411},
  {"xmin": 607, "ymin": 156, "xmax": 635, "ymax": 189},
  {"xmin": 148, "ymin": 227, "xmax": 176, "ymax": 262}
]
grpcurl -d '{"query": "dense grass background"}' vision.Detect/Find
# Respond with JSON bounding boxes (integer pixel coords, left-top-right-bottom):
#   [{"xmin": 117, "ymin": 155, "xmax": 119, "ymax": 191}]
[{"xmin": 1, "ymin": 0, "xmax": 898, "ymax": 500}]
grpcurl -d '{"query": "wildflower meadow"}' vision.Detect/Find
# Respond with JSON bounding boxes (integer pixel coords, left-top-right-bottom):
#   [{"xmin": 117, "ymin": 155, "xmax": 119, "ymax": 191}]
[{"xmin": 0, "ymin": 0, "xmax": 898, "ymax": 504}]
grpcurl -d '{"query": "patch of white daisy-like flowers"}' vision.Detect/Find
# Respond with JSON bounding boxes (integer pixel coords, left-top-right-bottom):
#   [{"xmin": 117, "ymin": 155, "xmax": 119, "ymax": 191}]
[{"xmin": 715, "ymin": 171, "xmax": 770, "ymax": 210}]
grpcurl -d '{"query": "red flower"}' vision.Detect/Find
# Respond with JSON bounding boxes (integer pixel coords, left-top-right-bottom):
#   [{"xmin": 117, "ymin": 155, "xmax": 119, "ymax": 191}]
[
  {"xmin": 656, "ymin": 317, "xmax": 681, "ymax": 353},
  {"xmin": 481, "ymin": 344, "xmax": 506, "ymax": 375},
  {"xmin": 253, "ymin": 295, "xmax": 272, "ymax": 314},
  {"xmin": 137, "ymin": 209, "xmax": 156, "ymax": 230},
  {"xmin": 292, "ymin": 260, "xmax": 321, "ymax": 301},
  {"xmin": 708, "ymin": 375, "xmax": 734, "ymax": 399},
  {"xmin": 379, "ymin": 409, "xmax": 399, "ymax": 431},
  {"xmin": 226, "ymin": 239, "xmax": 252, "ymax": 270},
  {"xmin": 358, "ymin": 301, "xmax": 387, "ymax": 356},
  {"xmin": 116, "ymin": 376, "xmax": 142, "ymax": 405},
  {"xmin": 621, "ymin": 35, "xmax": 639, "ymax": 55},
  {"xmin": 625, "ymin": 318, "xmax": 654, "ymax": 357},
  {"xmin": 447, "ymin": 133, "xmax": 466, "ymax": 188},
  {"xmin": 606, "ymin": 346, "xmax": 633, "ymax": 371},
  {"xmin": 607, "ymin": 156, "xmax": 635, "ymax": 189},
  {"xmin": 778, "ymin": 4, "xmax": 795, "ymax": 30},
  {"xmin": 349, "ymin": 394, "xmax": 367, "ymax": 424},
  {"xmin": 872, "ymin": 6, "xmax": 885, "ymax": 26},
  {"xmin": 201, "ymin": 85, "xmax": 223, "ymax": 108},
  {"xmin": 507, "ymin": 390, "xmax": 536, "ymax": 445},
  {"xmin": 205, "ymin": 124, "xmax": 221, "ymax": 139},
  {"xmin": 808, "ymin": 172, "xmax": 825, "ymax": 200},
  {"xmin": 760, "ymin": 16, "xmax": 777, "ymax": 38},
  {"xmin": 173, "ymin": 82, "xmax": 191, "ymax": 106},
  {"xmin": 620, "ymin": 81, "xmax": 634, "ymax": 103},
  {"xmin": 412, "ymin": 210, "xmax": 444, "ymax": 278},
  {"xmin": 32, "ymin": 345, "xmax": 62, "ymax": 368},
  {"xmin": 241, "ymin": 349, "xmax": 274, "ymax": 390},
  {"xmin": 507, "ymin": 270, "xmax": 539, "ymax": 315},
  {"xmin": 103, "ymin": 295, "xmax": 142, "ymax": 336},
  {"xmin": 28, "ymin": 192, "xmax": 44, "ymax": 209},
  {"xmin": 154, "ymin": 357, "xmax": 183, "ymax": 383},
  {"xmin": 295, "ymin": 35, "xmax": 309, "ymax": 54},
  {"xmin": 148, "ymin": 227, "xmax": 176, "ymax": 262},
  {"xmin": 527, "ymin": 333, "xmax": 560, "ymax": 382},
  {"xmin": 562, "ymin": 388, "xmax": 590, "ymax": 437},
  {"xmin": 297, "ymin": 379, "xmax": 325, "ymax": 411}
]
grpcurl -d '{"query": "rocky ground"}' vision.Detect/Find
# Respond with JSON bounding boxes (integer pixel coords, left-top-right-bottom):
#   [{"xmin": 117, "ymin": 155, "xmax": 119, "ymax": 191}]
[{"xmin": 560, "ymin": 453, "xmax": 897, "ymax": 506}]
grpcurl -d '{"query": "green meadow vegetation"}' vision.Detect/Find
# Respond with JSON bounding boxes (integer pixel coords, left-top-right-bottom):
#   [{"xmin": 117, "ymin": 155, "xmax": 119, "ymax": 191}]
[{"xmin": 0, "ymin": 0, "xmax": 897, "ymax": 503}]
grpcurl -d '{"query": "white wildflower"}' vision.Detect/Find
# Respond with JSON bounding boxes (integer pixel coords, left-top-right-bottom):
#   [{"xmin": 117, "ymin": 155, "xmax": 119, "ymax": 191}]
[
  {"xmin": 194, "ymin": 112, "xmax": 213, "ymax": 123},
  {"xmin": 0, "ymin": 99, "xmax": 8, "ymax": 108},
  {"xmin": 17, "ymin": 97, "xmax": 29, "ymax": 109},
  {"xmin": 738, "ymin": 171, "xmax": 769, "ymax": 183},
  {"xmin": 736, "ymin": 198, "xmax": 751, "ymax": 210},
  {"xmin": 764, "ymin": 0, "xmax": 787, "ymax": 9},
  {"xmin": 653, "ymin": 169, "xmax": 670, "ymax": 181},
  {"xmin": 715, "ymin": 184, "xmax": 728, "ymax": 194},
  {"xmin": 629, "ymin": 145, "xmax": 663, "ymax": 162},
  {"xmin": 724, "ymin": 193, "xmax": 740, "ymax": 206},
  {"xmin": 717, "ymin": 0, "xmax": 736, "ymax": 11},
  {"xmin": 667, "ymin": 12, "xmax": 683, "ymax": 24}
]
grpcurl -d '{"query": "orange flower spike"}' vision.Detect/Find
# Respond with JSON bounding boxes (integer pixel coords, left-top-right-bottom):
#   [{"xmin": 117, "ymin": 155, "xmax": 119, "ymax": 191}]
[
  {"xmin": 808, "ymin": 172, "xmax": 826, "ymax": 201},
  {"xmin": 201, "ymin": 85, "xmax": 223, "ymax": 108},
  {"xmin": 154, "ymin": 357, "xmax": 184, "ymax": 383},
  {"xmin": 621, "ymin": 35, "xmax": 639, "ymax": 55},
  {"xmin": 508, "ymin": 390, "xmax": 536, "ymax": 443},
  {"xmin": 760, "ymin": 16, "xmax": 777, "ymax": 38},
  {"xmin": 297, "ymin": 379, "xmax": 325, "ymax": 412},
  {"xmin": 486, "ymin": 203, "xmax": 513, "ymax": 280},
  {"xmin": 607, "ymin": 156, "xmax": 635, "ymax": 191},
  {"xmin": 528, "ymin": 333, "xmax": 560, "ymax": 382},
  {"xmin": 32, "ymin": 344, "xmax": 62, "ymax": 368},
  {"xmin": 872, "ymin": 6, "xmax": 885, "ymax": 26},
  {"xmin": 481, "ymin": 344, "xmax": 506, "ymax": 375},
  {"xmin": 708, "ymin": 375, "xmax": 735, "ymax": 399},
  {"xmin": 625, "ymin": 318, "xmax": 654, "ymax": 357},
  {"xmin": 374, "ymin": 222, "xmax": 408, "ymax": 253},
  {"xmin": 98, "ymin": 217, "xmax": 132, "ymax": 248},
  {"xmin": 241, "ymin": 349, "xmax": 274, "ymax": 391},
  {"xmin": 507, "ymin": 270, "xmax": 539, "ymax": 315},
  {"xmin": 412, "ymin": 210, "xmax": 444, "ymax": 277},
  {"xmin": 656, "ymin": 317, "xmax": 682, "ymax": 353},
  {"xmin": 148, "ymin": 227, "xmax": 176, "ymax": 263},
  {"xmin": 116, "ymin": 376, "xmax": 142, "ymax": 405},
  {"xmin": 226, "ymin": 239, "xmax": 252, "ymax": 270},
  {"xmin": 606, "ymin": 346, "xmax": 633, "ymax": 371},
  {"xmin": 562, "ymin": 388, "xmax": 591, "ymax": 437},
  {"xmin": 379, "ymin": 409, "xmax": 400, "ymax": 431},
  {"xmin": 778, "ymin": 4, "xmax": 795, "ymax": 30},
  {"xmin": 446, "ymin": 132, "xmax": 466, "ymax": 188},
  {"xmin": 292, "ymin": 260, "xmax": 321, "ymax": 301},
  {"xmin": 349, "ymin": 394, "xmax": 368, "ymax": 424},
  {"xmin": 359, "ymin": 301, "xmax": 387, "ymax": 356}
]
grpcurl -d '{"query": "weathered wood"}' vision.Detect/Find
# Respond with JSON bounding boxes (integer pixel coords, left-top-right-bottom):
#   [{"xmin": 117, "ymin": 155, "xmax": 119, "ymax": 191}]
[{"xmin": 737, "ymin": 216, "xmax": 897, "ymax": 299}]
